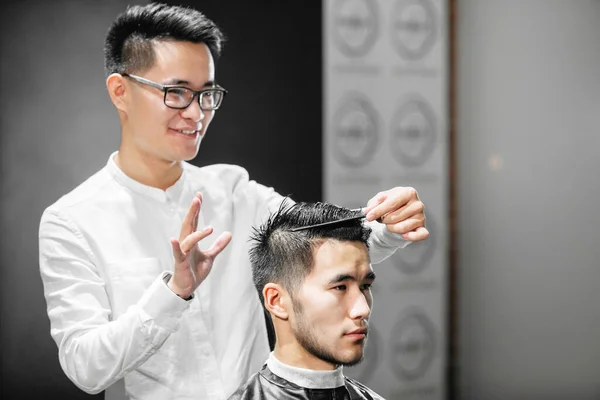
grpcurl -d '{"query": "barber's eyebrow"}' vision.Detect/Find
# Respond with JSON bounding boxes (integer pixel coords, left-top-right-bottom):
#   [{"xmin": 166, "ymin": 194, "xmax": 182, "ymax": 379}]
[
  {"xmin": 163, "ymin": 78, "xmax": 216, "ymax": 87},
  {"xmin": 327, "ymin": 271, "xmax": 376, "ymax": 286}
]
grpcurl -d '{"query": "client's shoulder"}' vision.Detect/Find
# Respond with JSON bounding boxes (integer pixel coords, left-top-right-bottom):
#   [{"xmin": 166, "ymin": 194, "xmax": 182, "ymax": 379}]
[{"xmin": 345, "ymin": 376, "xmax": 387, "ymax": 400}]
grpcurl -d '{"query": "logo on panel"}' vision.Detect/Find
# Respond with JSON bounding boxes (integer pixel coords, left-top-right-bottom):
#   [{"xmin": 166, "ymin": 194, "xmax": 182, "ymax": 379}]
[
  {"xmin": 333, "ymin": 92, "xmax": 380, "ymax": 168},
  {"xmin": 390, "ymin": 95, "xmax": 437, "ymax": 168},
  {"xmin": 390, "ymin": 0, "xmax": 438, "ymax": 61},
  {"xmin": 333, "ymin": 0, "xmax": 379, "ymax": 57},
  {"xmin": 390, "ymin": 308, "xmax": 436, "ymax": 380}
]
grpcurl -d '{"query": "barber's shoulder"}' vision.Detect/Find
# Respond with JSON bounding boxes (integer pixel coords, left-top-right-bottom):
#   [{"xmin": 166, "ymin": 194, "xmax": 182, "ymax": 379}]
[{"xmin": 44, "ymin": 168, "xmax": 113, "ymax": 213}]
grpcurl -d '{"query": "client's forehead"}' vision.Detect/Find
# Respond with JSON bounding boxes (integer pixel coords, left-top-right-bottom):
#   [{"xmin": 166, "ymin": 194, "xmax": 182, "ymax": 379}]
[{"xmin": 309, "ymin": 239, "xmax": 370, "ymax": 278}]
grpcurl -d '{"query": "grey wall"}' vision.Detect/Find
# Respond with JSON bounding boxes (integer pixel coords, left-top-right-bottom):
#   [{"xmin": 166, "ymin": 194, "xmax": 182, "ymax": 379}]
[
  {"xmin": 457, "ymin": 1, "xmax": 600, "ymax": 399},
  {"xmin": 1, "ymin": 1, "xmax": 133, "ymax": 398},
  {"xmin": 0, "ymin": 0, "xmax": 321, "ymax": 398}
]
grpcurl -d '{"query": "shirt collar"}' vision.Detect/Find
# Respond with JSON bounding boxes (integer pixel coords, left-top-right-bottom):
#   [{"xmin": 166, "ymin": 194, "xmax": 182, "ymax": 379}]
[
  {"xmin": 266, "ymin": 352, "xmax": 345, "ymax": 389},
  {"xmin": 106, "ymin": 151, "xmax": 186, "ymax": 203}
]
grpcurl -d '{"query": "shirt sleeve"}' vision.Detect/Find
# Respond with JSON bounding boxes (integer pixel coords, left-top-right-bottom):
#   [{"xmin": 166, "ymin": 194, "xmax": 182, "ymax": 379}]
[
  {"xmin": 365, "ymin": 220, "xmax": 412, "ymax": 264},
  {"xmin": 226, "ymin": 166, "xmax": 287, "ymax": 229},
  {"xmin": 38, "ymin": 209, "xmax": 191, "ymax": 394}
]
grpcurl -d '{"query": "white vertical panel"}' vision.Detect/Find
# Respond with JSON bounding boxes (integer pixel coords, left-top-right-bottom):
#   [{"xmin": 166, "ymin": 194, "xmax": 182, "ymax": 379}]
[{"xmin": 323, "ymin": 0, "xmax": 448, "ymax": 398}]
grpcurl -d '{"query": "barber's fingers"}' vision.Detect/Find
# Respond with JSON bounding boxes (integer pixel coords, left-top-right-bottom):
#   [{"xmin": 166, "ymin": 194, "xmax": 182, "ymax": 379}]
[
  {"xmin": 170, "ymin": 238, "xmax": 186, "ymax": 263},
  {"xmin": 365, "ymin": 192, "xmax": 386, "ymax": 213},
  {"xmin": 172, "ymin": 228, "xmax": 231, "ymax": 260},
  {"xmin": 401, "ymin": 226, "xmax": 430, "ymax": 242},
  {"xmin": 365, "ymin": 187, "xmax": 419, "ymax": 222},
  {"xmin": 385, "ymin": 216, "xmax": 426, "ymax": 235},
  {"xmin": 378, "ymin": 200, "xmax": 425, "ymax": 225},
  {"xmin": 180, "ymin": 226, "xmax": 214, "ymax": 254},
  {"xmin": 202, "ymin": 231, "xmax": 232, "ymax": 259},
  {"xmin": 180, "ymin": 192, "xmax": 203, "ymax": 240}
]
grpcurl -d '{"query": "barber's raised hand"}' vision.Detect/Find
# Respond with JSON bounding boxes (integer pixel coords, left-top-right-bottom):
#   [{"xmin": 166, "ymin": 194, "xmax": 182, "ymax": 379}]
[
  {"xmin": 168, "ymin": 192, "xmax": 232, "ymax": 299},
  {"xmin": 364, "ymin": 187, "xmax": 429, "ymax": 242}
]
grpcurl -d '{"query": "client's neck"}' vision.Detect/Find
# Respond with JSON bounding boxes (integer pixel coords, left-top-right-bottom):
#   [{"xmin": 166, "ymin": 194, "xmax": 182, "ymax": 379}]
[
  {"xmin": 274, "ymin": 340, "xmax": 337, "ymax": 370},
  {"xmin": 267, "ymin": 352, "xmax": 344, "ymax": 390}
]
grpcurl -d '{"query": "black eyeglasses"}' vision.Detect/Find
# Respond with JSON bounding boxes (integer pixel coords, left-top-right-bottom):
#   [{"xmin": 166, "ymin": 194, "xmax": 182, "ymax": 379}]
[{"xmin": 122, "ymin": 73, "xmax": 227, "ymax": 111}]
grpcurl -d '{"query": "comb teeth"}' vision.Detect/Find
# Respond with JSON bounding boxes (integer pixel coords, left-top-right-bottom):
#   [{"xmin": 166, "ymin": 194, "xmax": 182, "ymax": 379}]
[{"xmin": 290, "ymin": 209, "xmax": 367, "ymax": 232}]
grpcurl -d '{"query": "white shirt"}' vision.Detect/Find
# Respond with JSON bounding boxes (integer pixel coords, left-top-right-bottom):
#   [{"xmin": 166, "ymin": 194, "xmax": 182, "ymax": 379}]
[
  {"xmin": 38, "ymin": 152, "xmax": 407, "ymax": 400},
  {"xmin": 266, "ymin": 352, "xmax": 344, "ymax": 389}
]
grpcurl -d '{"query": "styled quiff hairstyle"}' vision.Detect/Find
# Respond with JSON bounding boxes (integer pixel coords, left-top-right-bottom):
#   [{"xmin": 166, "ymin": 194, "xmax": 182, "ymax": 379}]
[{"xmin": 249, "ymin": 200, "xmax": 372, "ymax": 306}]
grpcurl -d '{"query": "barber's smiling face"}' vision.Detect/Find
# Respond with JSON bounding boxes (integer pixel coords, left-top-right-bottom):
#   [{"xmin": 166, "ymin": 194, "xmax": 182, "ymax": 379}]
[
  {"xmin": 124, "ymin": 41, "xmax": 217, "ymax": 163},
  {"xmin": 289, "ymin": 239, "xmax": 375, "ymax": 367}
]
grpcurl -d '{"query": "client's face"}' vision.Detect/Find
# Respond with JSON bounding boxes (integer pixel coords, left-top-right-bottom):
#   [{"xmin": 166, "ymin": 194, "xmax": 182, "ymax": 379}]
[{"xmin": 289, "ymin": 239, "xmax": 375, "ymax": 367}]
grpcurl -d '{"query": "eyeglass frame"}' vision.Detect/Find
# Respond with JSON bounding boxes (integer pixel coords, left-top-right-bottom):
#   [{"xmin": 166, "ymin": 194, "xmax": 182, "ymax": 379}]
[{"xmin": 121, "ymin": 73, "xmax": 228, "ymax": 111}]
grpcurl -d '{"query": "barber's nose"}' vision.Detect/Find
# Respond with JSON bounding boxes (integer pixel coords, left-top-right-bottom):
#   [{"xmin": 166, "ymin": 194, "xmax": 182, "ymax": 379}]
[{"xmin": 181, "ymin": 98, "xmax": 204, "ymax": 122}]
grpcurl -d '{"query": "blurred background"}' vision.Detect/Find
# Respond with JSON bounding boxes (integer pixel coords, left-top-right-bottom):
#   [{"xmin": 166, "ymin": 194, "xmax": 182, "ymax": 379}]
[{"xmin": 1, "ymin": 0, "xmax": 599, "ymax": 399}]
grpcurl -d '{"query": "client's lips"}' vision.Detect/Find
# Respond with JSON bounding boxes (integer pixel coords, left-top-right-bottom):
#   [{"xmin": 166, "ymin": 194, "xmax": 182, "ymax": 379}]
[{"xmin": 346, "ymin": 328, "xmax": 368, "ymax": 336}]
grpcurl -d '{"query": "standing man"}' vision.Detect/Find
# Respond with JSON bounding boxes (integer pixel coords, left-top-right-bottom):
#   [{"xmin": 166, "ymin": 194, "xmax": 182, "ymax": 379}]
[{"xmin": 38, "ymin": 3, "xmax": 428, "ymax": 400}]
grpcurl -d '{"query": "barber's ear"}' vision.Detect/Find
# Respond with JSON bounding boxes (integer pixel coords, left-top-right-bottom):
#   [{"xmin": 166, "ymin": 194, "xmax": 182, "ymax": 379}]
[
  {"xmin": 263, "ymin": 283, "xmax": 289, "ymax": 320},
  {"xmin": 106, "ymin": 73, "xmax": 129, "ymax": 112}
]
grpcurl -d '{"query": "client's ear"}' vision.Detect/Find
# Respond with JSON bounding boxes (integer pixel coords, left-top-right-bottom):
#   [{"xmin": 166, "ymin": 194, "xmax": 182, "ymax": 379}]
[{"xmin": 263, "ymin": 283, "xmax": 289, "ymax": 321}]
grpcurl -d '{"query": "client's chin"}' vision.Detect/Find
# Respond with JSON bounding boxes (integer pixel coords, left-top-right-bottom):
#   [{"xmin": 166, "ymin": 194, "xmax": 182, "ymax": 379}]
[{"xmin": 340, "ymin": 354, "xmax": 365, "ymax": 367}]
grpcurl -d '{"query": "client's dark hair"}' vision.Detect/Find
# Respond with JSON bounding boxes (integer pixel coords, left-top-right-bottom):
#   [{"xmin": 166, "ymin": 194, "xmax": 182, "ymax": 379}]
[
  {"xmin": 104, "ymin": 2, "xmax": 225, "ymax": 75},
  {"xmin": 249, "ymin": 200, "xmax": 372, "ymax": 306}
]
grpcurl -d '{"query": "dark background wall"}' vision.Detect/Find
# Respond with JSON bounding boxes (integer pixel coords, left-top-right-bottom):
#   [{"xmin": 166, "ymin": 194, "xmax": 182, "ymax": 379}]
[
  {"xmin": 0, "ymin": 1, "xmax": 322, "ymax": 398},
  {"xmin": 167, "ymin": 0, "xmax": 323, "ymax": 198}
]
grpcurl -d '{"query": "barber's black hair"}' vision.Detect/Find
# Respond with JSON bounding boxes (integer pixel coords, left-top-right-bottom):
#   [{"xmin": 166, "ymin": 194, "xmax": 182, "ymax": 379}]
[
  {"xmin": 104, "ymin": 2, "xmax": 225, "ymax": 75},
  {"xmin": 249, "ymin": 200, "xmax": 371, "ymax": 307}
]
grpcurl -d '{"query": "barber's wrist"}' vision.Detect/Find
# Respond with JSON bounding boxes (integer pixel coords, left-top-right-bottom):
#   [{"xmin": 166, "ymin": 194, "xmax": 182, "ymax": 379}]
[{"xmin": 163, "ymin": 273, "xmax": 194, "ymax": 301}]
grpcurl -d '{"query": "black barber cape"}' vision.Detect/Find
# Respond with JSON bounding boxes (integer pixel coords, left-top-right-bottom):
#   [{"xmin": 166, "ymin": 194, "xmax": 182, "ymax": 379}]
[{"xmin": 228, "ymin": 365, "xmax": 385, "ymax": 400}]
